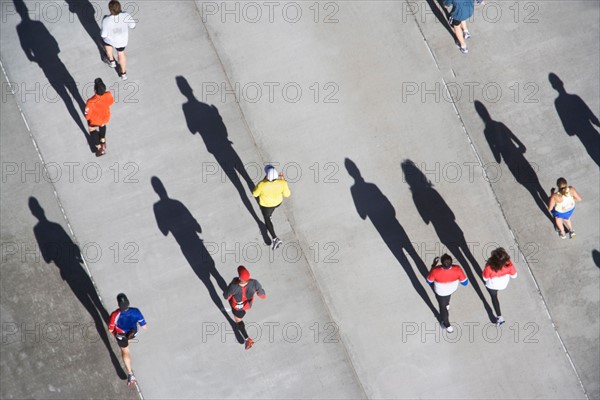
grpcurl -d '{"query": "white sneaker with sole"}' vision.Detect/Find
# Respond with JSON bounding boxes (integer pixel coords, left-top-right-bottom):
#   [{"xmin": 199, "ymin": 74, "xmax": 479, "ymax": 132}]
[{"xmin": 271, "ymin": 237, "xmax": 282, "ymax": 250}]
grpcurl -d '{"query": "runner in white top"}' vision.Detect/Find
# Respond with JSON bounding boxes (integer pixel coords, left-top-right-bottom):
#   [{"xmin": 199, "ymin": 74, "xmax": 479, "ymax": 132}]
[
  {"xmin": 547, "ymin": 177, "xmax": 582, "ymax": 239},
  {"xmin": 101, "ymin": 0, "xmax": 136, "ymax": 80}
]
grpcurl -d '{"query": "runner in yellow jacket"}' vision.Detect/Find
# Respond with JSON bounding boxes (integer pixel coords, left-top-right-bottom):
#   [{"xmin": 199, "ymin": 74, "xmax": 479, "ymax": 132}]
[{"xmin": 252, "ymin": 166, "xmax": 291, "ymax": 249}]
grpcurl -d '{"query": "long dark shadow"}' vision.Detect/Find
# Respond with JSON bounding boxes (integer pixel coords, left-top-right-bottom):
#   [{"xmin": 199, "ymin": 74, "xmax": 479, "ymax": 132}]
[
  {"xmin": 14, "ymin": 0, "xmax": 92, "ymax": 151},
  {"xmin": 593, "ymin": 250, "xmax": 600, "ymax": 269},
  {"xmin": 401, "ymin": 160, "xmax": 496, "ymax": 322},
  {"xmin": 64, "ymin": 0, "xmax": 105, "ymax": 61},
  {"xmin": 549, "ymin": 72, "xmax": 600, "ymax": 167},
  {"xmin": 29, "ymin": 197, "xmax": 126, "ymax": 379},
  {"xmin": 345, "ymin": 158, "xmax": 439, "ymax": 320},
  {"xmin": 475, "ymin": 101, "xmax": 552, "ymax": 224},
  {"xmin": 151, "ymin": 177, "xmax": 243, "ymax": 343},
  {"xmin": 176, "ymin": 76, "xmax": 270, "ymax": 245},
  {"xmin": 424, "ymin": 0, "xmax": 454, "ymax": 38}
]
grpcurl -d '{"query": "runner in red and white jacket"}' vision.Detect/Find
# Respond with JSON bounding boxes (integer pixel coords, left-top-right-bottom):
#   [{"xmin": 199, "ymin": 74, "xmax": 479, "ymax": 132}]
[
  {"xmin": 427, "ymin": 254, "xmax": 469, "ymax": 333},
  {"xmin": 223, "ymin": 265, "xmax": 266, "ymax": 350},
  {"xmin": 482, "ymin": 247, "xmax": 517, "ymax": 326}
]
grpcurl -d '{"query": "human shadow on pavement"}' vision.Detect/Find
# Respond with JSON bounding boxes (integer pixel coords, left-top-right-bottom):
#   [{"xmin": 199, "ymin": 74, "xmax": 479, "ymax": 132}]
[
  {"xmin": 346, "ymin": 159, "xmax": 439, "ymax": 320},
  {"xmin": 549, "ymin": 73, "xmax": 600, "ymax": 168},
  {"xmin": 14, "ymin": 0, "xmax": 92, "ymax": 151},
  {"xmin": 593, "ymin": 250, "xmax": 600, "ymax": 269},
  {"xmin": 475, "ymin": 101, "xmax": 552, "ymax": 223},
  {"xmin": 151, "ymin": 177, "xmax": 244, "ymax": 344},
  {"xmin": 176, "ymin": 76, "xmax": 270, "ymax": 245},
  {"xmin": 64, "ymin": 0, "xmax": 105, "ymax": 62},
  {"xmin": 425, "ymin": 0, "xmax": 454, "ymax": 37},
  {"xmin": 401, "ymin": 160, "xmax": 496, "ymax": 322},
  {"xmin": 29, "ymin": 197, "xmax": 126, "ymax": 379}
]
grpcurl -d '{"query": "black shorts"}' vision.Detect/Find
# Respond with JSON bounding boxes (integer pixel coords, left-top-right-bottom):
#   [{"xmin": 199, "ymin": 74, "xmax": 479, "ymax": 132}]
[
  {"xmin": 103, "ymin": 41, "xmax": 126, "ymax": 52},
  {"xmin": 115, "ymin": 330, "xmax": 136, "ymax": 348},
  {"xmin": 232, "ymin": 308, "xmax": 246, "ymax": 319}
]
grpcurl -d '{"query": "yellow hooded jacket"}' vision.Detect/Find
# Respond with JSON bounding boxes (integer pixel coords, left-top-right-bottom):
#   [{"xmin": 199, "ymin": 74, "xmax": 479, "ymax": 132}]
[{"xmin": 252, "ymin": 179, "xmax": 291, "ymax": 207}]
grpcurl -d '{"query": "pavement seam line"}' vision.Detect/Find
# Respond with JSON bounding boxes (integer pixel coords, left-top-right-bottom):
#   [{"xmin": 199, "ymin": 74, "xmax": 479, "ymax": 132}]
[
  {"xmin": 0, "ymin": 58, "xmax": 144, "ymax": 400},
  {"xmin": 405, "ymin": 3, "xmax": 589, "ymax": 398},
  {"xmin": 193, "ymin": 4, "xmax": 370, "ymax": 398}
]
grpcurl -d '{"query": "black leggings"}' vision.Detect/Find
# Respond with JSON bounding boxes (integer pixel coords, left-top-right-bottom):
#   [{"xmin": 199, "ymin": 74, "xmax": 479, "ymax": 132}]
[
  {"xmin": 90, "ymin": 125, "xmax": 107, "ymax": 144},
  {"xmin": 435, "ymin": 294, "xmax": 451, "ymax": 327},
  {"xmin": 260, "ymin": 204, "xmax": 279, "ymax": 239},
  {"xmin": 98, "ymin": 125, "xmax": 106, "ymax": 141},
  {"xmin": 487, "ymin": 288, "xmax": 502, "ymax": 317}
]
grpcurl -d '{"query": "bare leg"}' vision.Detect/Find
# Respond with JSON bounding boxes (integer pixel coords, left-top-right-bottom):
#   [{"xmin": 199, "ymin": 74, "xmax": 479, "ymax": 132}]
[
  {"xmin": 117, "ymin": 51, "xmax": 127, "ymax": 74},
  {"xmin": 88, "ymin": 126, "xmax": 101, "ymax": 150},
  {"xmin": 453, "ymin": 25, "xmax": 466, "ymax": 49},
  {"xmin": 563, "ymin": 218, "xmax": 573, "ymax": 232},
  {"xmin": 120, "ymin": 347, "xmax": 132, "ymax": 375},
  {"xmin": 554, "ymin": 217, "xmax": 565, "ymax": 235},
  {"xmin": 461, "ymin": 21, "xmax": 469, "ymax": 35},
  {"xmin": 104, "ymin": 45, "xmax": 115, "ymax": 62}
]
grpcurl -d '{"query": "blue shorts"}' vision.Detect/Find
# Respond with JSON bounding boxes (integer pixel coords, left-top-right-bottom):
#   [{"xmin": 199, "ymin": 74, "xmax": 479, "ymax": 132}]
[{"xmin": 552, "ymin": 207, "xmax": 575, "ymax": 219}]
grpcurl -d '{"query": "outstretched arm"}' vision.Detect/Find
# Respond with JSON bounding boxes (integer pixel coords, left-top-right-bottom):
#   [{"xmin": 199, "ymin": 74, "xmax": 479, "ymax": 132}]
[
  {"xmin": 254, "ymin": 280, "xmax": 266, "ymax": 299},
  {"xmin": 582, "ymin": 99, "xmax": 600, "ymax": 127},
  {"xmin": 252, "ymin": 181, "xmax": 262, "ymax": 198},
  {"xmin": 570, "ymin": 187, "xmax": 582, "ymax": 201},
  {"xmin": 506, "ymin": 124, "xmax": 526, "ymax": 152},
  {"xmin": 547, "ymin": 194, "xmax": 556, "ymax": 212},
  {"xmin": 154, "ymin": 206, "xmax": 169, "ymax": 236}
]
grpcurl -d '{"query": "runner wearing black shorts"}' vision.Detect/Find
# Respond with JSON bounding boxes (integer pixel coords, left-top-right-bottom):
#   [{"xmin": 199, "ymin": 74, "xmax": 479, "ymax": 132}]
[
  {"xmin": 108, "ymin": 293, "xmax": 147, "ymax": 386},
  {"xmin": 223, "ymin": 266, "xmax": 266, "ymax": 350}
]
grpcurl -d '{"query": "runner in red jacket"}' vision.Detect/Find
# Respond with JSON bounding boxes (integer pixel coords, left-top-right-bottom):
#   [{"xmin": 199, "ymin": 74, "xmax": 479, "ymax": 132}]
[
  {"xmin": 427, "ymin": 254, "xmax": 469, "ymax": 333},
  {"xmin": 482, "ymin": 247, "xmax": 518, "ymax": 326},
  {"xmin": 223, "ymin": 266, "xmax": 266, "ymax": 349}
]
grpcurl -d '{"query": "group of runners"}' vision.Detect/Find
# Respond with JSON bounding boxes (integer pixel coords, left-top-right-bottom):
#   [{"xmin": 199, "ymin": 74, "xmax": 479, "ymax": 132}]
[
  {"xmin": 26, "ymin": 0, "xmax": 589, "ymax": 390},
  {"xmin": 109, "ymin": 264, "xmax": 268, "ymax": 386},
  {"xmin": 108, "ymin": 163, "xmax": 290, "ymax": 386},
  {"xmin": 427, "ymin": 176, "xmax": 583, "ymax": 333}
]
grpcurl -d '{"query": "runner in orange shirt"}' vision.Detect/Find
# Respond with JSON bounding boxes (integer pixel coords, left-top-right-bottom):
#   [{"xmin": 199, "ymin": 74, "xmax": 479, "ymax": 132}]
[{"xmin": 85, "ymin": 78, "xmax": 114, "ymax": 156}]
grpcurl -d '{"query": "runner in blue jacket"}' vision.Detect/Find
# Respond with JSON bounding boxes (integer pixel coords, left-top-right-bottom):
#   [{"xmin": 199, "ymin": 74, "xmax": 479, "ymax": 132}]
[{"xmin": 444, "ymin": 0, "xmax": 475, "ymax": 53}]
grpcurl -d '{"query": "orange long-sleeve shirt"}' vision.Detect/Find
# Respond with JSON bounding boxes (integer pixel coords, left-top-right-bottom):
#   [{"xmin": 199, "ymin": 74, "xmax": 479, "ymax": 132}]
[{"xmin": 85, "ymin": 92, "xmax": 114, "ymax": 126}]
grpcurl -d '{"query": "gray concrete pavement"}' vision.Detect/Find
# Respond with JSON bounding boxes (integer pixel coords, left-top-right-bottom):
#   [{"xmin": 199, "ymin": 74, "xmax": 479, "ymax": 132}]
[
  {"xmin": 414, "ymin": 2, "xmax": 600, "ymax": 397},
  {"xmin": 1, "ymin": 0, "xmax": 598, "ymax": 399},
  {"xmin": 0, "ymin": 69, "xmax": 135, "ymax": 398}
]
